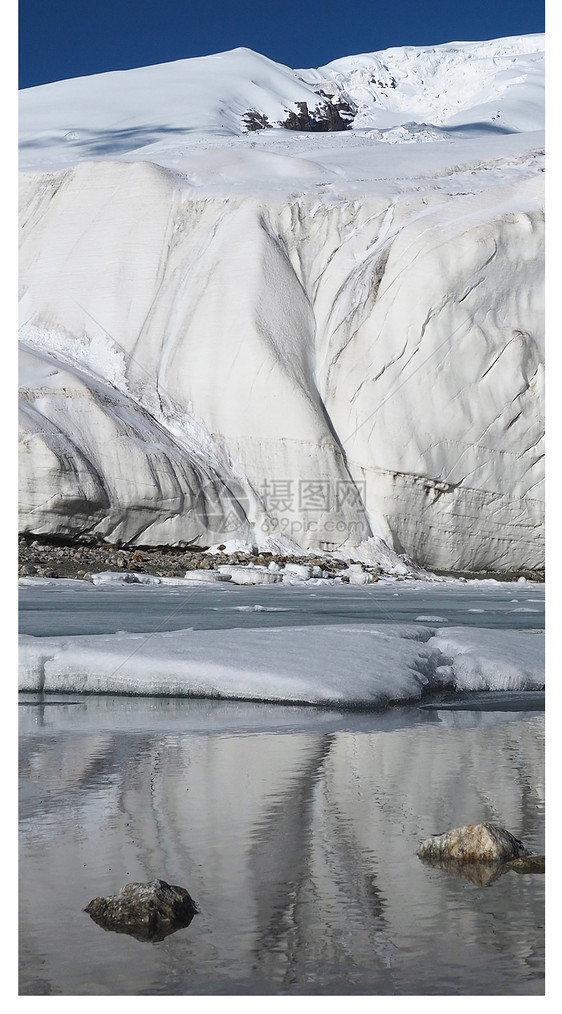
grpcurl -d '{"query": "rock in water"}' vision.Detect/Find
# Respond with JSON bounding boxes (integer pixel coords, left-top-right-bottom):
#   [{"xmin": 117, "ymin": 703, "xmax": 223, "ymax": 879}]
[
  {"xmin": 85, "ymin": 879, "xmax": 199, "ymax": 941},
  {"xmin": 418, "ymin": 822, "xmax": 528, "ymax": 864},
  {"xmin": 507, "ymin": 855, "xmax": 545, "ymax": 874}
]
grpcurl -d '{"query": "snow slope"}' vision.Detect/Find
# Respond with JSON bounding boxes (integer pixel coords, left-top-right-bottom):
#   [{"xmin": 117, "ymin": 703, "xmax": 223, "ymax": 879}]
[{"xmin": 18, "ymin": 37, "xmax": 545, "ymax": 570}]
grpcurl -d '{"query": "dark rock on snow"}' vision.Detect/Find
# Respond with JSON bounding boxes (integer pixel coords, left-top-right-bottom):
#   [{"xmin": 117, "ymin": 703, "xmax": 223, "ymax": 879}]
[
  {"xmin": 243, "ymin": 94, "xmax": 354, "ymax": 133},
  {"xmin": 280, "ymin": 99, "xmax": 353, "ymax": 132},
  {"xmin": 242, "ymin": 109, "xmax": 272, "ymax": 131}
]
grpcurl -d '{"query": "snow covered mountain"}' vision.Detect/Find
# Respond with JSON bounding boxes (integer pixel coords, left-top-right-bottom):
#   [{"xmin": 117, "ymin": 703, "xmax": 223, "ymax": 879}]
[{"xmin": 18, "ymin": 36, "xmax": 545, "ymax": 571}]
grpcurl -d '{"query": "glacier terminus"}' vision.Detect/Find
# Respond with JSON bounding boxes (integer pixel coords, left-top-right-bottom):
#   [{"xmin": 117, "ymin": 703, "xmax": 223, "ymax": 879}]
[{"xmin": 18, "ymin": 35, "xmax": 544, "ymax": 573}]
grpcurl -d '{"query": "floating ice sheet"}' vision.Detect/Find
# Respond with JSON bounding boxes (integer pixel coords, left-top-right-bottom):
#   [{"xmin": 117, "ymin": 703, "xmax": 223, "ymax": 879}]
[{"xmin": 19, "ymin": 622, "xmax": 544, "ymax": 706}]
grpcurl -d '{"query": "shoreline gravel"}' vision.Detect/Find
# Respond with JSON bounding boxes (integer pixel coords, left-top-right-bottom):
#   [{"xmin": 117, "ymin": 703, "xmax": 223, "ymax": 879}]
[{"xmin": 18, "ymin": 534, "xmax": 544, "ymax": 584}]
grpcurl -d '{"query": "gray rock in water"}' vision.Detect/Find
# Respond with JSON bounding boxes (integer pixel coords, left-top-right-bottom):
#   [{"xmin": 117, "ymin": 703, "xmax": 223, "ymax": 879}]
[
  {"xmin": 418, "ymin": 822, "xmax": 528, "ymax": 864},
  {"xmin": 85, "ymin": 878, "xmax": 199, "ymax": 941}
]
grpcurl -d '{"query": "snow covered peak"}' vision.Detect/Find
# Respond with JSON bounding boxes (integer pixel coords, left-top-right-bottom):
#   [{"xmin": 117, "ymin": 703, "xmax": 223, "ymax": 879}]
[
  {"xmin": 19, "ymin": 35, "xmax": 544, "ymax": 173},
  {"xmin": 301, "ymin": 34, "xmax": 544, "ymax": 133},
  {"xmin": 18, "ymin": 46, "xmax": 332, "ymax": 169}
]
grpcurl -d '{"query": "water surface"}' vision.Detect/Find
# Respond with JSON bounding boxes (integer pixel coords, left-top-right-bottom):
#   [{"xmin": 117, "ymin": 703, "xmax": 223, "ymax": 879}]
[
  {"xmin": 19, "ymin": 695, "xmax": 544, "ymax": 995},
  {"xmin": 19, "ymin": 578, "xmax": 544, "ymax": 636}
]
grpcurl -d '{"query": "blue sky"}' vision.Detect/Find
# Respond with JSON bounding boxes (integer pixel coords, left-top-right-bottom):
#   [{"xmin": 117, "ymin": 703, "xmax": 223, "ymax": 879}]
[{"xmin": 19, "ymin": 0, "xmax": 545, "ymax": 89}]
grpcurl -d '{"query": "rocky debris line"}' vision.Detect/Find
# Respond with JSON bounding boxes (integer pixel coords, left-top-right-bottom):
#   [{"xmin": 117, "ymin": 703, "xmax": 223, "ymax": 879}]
[
  {"xmin": 243, "ymin": 92, "xmax": 354, "ymax": 132},
  {"xmin": 433, "ymin": 568, "xmax": 544, "ymax": 583},
  {"xmin": 17, "ymin": 536, "xmax": 544, "ymax": 583},
  {"xmin": 85, "ymin": 879, "xmax": 198, "ymax": 942},
  {"xmin": 17, "ymin": 535, "xmax": 379, "ymax": 582}
]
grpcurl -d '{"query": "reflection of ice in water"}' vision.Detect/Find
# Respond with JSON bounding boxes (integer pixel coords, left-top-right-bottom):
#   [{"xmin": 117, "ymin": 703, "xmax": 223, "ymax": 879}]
[{"xmin": 19, "ymin": 699, "xmax": 544, "ymax": 995}]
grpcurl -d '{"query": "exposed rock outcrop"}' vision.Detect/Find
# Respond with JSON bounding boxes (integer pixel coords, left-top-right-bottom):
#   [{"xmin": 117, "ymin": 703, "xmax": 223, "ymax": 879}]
[
  {"xmin": 280, "ymin": 98, "xmax": 353, "ymax": 131},
  {"xmin": 244, "ymin": 94, "xmax": 354, "ymax": 133},
  {"xmin": 242, "ymin": 109, "xmax": 272, "ymax": 131}
]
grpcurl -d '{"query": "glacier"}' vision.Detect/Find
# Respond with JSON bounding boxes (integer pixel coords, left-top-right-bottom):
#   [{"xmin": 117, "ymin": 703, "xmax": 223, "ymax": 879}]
[{"xmin": 18, "ymin": 36, "xmax": 545, "ymax": 572}]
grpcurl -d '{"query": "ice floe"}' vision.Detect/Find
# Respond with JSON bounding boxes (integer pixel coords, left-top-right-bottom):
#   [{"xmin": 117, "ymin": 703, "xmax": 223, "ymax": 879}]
[{"xmin": 19, "ymin": 621, "xmax": 544, "ymax": 706}]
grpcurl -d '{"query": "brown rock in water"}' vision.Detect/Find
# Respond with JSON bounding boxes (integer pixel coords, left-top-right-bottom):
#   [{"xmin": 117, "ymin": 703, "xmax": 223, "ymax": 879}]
[
  {"xmin": 507, "ymin": 855, "xmax": 545, "ymax": 874},
  {"xmin": 418, "ymin": 822, "xmax": 528, "ymax": 864},
  {"xmin": 85, "ymin": 879, "xmax": 199, "ymax": 941}
]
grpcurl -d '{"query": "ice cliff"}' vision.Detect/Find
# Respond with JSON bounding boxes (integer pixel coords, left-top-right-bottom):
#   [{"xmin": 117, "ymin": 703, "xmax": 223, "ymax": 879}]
[{"xmin": 18, "ymin": 36, "xmax": 545, "ymax": 571}]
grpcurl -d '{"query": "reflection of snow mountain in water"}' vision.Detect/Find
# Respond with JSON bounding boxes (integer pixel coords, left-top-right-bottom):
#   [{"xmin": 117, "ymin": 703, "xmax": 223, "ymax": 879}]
[
  {"xmin": 18, "ymin": 36, "xmax": 544, "ymax": 571},
  {"xmin": 19, "ymin": 698, "xmax": 544, "ymax": 994}
]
